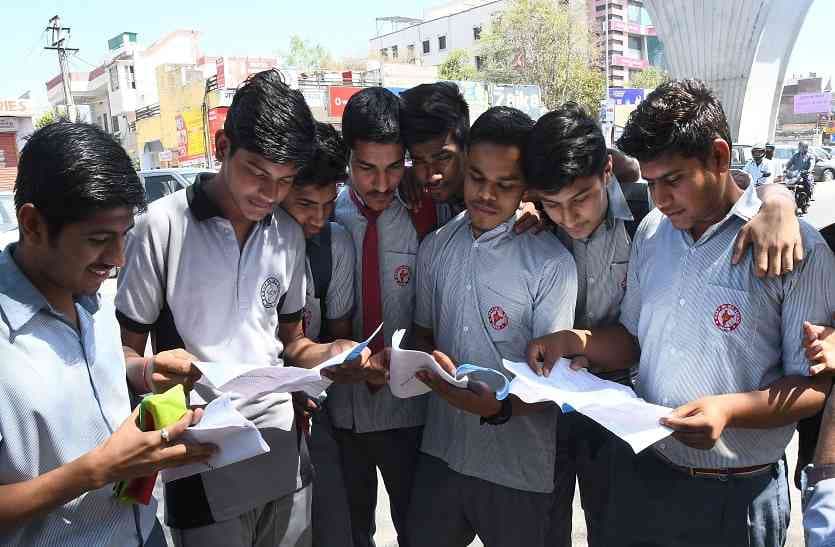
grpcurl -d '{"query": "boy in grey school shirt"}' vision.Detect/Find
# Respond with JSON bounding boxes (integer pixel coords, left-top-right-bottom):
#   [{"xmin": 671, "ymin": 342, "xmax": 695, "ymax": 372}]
[
  {"xmin": 523, "ymin": 102, "xmax": 806, "ymax": 547},
  {"xmin": 408, "ymin": 106, "xmax": 578, "ymax": 547}
]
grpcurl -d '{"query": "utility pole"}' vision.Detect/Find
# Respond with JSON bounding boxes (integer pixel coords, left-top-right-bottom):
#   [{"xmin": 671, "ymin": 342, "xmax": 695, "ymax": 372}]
[{"xmin": 44, "ymin": 15, "xmax": 79, "ymax": 121}]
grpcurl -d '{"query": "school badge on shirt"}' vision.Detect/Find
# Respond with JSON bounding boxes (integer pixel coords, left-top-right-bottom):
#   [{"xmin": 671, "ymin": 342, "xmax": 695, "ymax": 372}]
[
  {"xmin": 713, "ymin": 303, "xmax": 742, "ymax": 332},
  {"xmin": 394, "ymin": 265, "xmax": 411, "ymax": 287},
  {"xmin": 261, "ymin": 276, "xmax": 281, "ymax": 308},
  {"xmin": 488, "ymin": 305, "xmax": 510, "ymax": 330}
]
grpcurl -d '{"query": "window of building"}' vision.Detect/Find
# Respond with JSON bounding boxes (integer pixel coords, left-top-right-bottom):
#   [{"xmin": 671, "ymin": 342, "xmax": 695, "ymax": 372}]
[
  {"xmin": 473, "ymin": 26, "xmax": 482, "ymax": 40},
  {"xmin": 438, "ymin": 35, "xmax": 447, "ymax": 51},
  {"xmin": 628, "ymin": 35, "xmax": 643, "ymax": 50},
  {"xmin": 611, "ymin": 14, "xmax": 623, "ymax": 21},
  {"xmin": 392, "ymin": 45, "xmax": 399, "ymax": 59},
  {"xmin": 127, "ymin": 64, "xmax": 136, "ymax": 89},
  {"xmin": 111, "ymin": 115, "xmax": 120, "ymax": 134},
  {"xmin": 380, "ymin": 48, "xmax": 389, "ymax": 60},
  {"xmin": 423, "ymin": 40, "xmax": 431, "ymax": 54},
  {"xmin": 628, "ymin": 2, "xmax": 642, "ymax": 22},
  {"xmin": 109, "ymin": 66, "xmax": 120, "ymax": 91},
  {"xmin": 407, "ymin": 44, "xmax": 415, "ymax": 62},
  {"xmin": 475, "ymin": 55, "xmax": 484, "ymax": 70}
]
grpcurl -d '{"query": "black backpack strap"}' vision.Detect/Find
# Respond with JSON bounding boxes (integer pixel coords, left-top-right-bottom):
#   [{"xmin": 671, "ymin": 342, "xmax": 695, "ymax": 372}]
[
  {"xmin": 306, "ymin": 223, "xmax": 333, "ymax": 341},
  {"xmin": 620, "ymin": 181, "xmax": 651, "ymax": 240}
]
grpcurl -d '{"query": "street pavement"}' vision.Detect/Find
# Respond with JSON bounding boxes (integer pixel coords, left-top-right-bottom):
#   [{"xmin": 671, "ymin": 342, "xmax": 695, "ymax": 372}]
[{"xmin": 98, "ymin": 181, "xmax": 835, "ymax": 546}]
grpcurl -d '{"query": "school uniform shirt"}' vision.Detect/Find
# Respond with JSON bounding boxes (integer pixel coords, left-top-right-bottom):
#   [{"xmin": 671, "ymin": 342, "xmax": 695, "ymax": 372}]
[
  {"xmin": 620, "ymin": 186, "xmax": 835, "ymax": 469},
  {"xmin": 0, "ymin": 245, "xmax": 158, "ymax": 546},
  {"xmin": 556, "ymin": 180, "xmax": 633, "ymax": 331},
  {"xmin": 329, "ymin": 186, "xmax": 428, "ymax": 432},
  {"xmin": 115, "ymin": 175, "xmax": 310, "ymax": 527},
  {"xmin": 303, "ymin": 222, "xmax": 355, "ymax": 342},
  {"xmin": 415, "ymin": 211, "xmax": 578, "ymax": 493}
]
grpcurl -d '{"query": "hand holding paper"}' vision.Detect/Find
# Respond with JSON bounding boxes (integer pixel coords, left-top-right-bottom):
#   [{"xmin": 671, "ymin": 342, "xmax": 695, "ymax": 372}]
[{"xmin": 388, "ymin": 329, "xmax": 468, "ymax": 398}]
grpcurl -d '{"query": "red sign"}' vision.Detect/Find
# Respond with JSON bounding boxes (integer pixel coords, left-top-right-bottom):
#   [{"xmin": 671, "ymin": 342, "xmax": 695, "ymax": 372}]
[
  {"xmin": 609, "ymin": 20, "xmax": 655, "ymax": 36},
  {"xmin": 611, "ymin": 55, "xmax": 648, "ymax": 70},
  {"xmin": 216, "ymin": 57, "xmax": 225, "ymax": 89},
  {"xmin": 208, "ymin": 107, "xmax": 229, "ymax": 158},
  {"xmin": 175, "ymin": 115, "xmax": 187, "ymax": 158},
  {"xmin": 328, "ymin": 86, "xmax": 362, "ymax": 117}
]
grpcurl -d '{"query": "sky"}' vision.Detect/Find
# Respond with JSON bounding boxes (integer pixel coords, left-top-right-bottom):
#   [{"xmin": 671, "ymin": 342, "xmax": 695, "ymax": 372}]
[{"xmin": 0, "ymin": 0, "xmax": 832, "ymax": 104}]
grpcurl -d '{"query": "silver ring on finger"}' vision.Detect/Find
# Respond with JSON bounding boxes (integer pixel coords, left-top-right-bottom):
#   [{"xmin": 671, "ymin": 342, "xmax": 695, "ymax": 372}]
[{"xmin": 160, "ymin": 428, "xmax": 171, "ymax": 443}]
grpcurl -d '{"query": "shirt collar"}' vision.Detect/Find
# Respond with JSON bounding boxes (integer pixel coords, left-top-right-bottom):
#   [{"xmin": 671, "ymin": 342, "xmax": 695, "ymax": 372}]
[
  {"xmin": 465, "ymin": 210, "xmax": 518, "ymax": 244},
  {"xmin": 186, "ymin": 173, "xmax": 273, "ymax": 226},
  {"xmin": 606, "ymin": 178, "xmax": 635, "ymax": 228},
  {"xmin": 0, "ymin": 244, "xmax": 100, "ymax": 332},
  {"xmin": 689, "ymin": 184, "xmax": 761, "ymax": 244}
]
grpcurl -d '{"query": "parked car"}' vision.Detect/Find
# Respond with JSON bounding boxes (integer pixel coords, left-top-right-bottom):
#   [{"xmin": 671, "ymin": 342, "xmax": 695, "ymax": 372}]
[
  {"xmin": 0, "ymin": 192, "xmax": 17, "ymax": 249},
  {"xmin": 139, "ymin": 168, "xmax": 215, "ymax": 204},
  {"xmin": 814, "ymin": 157, "xmax": 835, "ymax": 182}
]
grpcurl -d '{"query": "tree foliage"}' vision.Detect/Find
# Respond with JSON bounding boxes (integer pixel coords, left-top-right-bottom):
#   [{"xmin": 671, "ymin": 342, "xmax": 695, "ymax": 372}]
[
  {"xmin": 477, "ymin": 0, "xmax": 605, "ymax": 114},
  {"xmin": 439, "ymin": 49, "xmax": 477, "ymax": 81},
  {"xmin": 629, "ymin": 66, "xmax": 669, "ymax": 90},
  {"xmin": 34, "ymin": 110, "xmax": 62, "ymax": 129},
  {"xmin": 284, "ymin": 35, "xmax": 333, "ymax": 71}
]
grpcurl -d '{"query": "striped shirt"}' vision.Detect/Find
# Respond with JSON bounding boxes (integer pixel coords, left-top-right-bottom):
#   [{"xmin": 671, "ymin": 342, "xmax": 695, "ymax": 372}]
[
  {"xmin": 415, "ymin": 211, "xmax": 577, "ymax": 493},
  {"xmin": 329, "ymin": 186, "xmax": 428, "ymax": 432},
  {"xmin": 303, "ymin": 222, "xmax": 355, "ymax": 341},
  {"xmin": 0, "ymin": 245, "xmax": 156, "ymax": 546},
  {"xmin": 621, "ymin": 187, "xmax": 835, "ymax": 468}
]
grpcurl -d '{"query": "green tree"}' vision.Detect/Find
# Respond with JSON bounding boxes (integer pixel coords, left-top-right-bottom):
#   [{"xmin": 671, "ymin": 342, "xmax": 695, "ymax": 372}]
[
  {"xmin": 439, "ymin": 49, "xmax": 477, "ymax": 81},
  {"xmin": 34, "ymin": 109, "xmax": 62, "ymax": 129},
  {"xmin": 284, "ymin": 35, "xmax": 333, "ymax": 71},
  {"xmin": 629, "ymin": 66, "xmax": 669, "ymax": 90},
  {"xmin": 477, "ymin": 0, "xmax": 605, "ymax": 114}
]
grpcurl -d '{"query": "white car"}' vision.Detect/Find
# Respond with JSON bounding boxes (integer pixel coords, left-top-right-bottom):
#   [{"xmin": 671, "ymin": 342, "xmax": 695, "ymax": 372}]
[
  {"xmin": 139, "ymin": 168, "xmax": 215, "ymax": 204},
  {"xmin": 0, "ymin": 192, "xmax": 18, "ymax": 249}
]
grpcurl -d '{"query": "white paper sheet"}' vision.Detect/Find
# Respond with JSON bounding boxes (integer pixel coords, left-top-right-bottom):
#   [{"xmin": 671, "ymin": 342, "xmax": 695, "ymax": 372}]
[
  {"xmin": 389, "ymin": 329, "xmax": 468, "ymax": 398},
  {"xmin": 502, "ymin": 359, "xmax": 673, "ymax": 453},
  {"xmin": 161, "ymin": 394, "xmax": 270, "ymax": 482},
  {"xmin": 193, "ymin": 323, "xmax": 385, "ymax": 400}
]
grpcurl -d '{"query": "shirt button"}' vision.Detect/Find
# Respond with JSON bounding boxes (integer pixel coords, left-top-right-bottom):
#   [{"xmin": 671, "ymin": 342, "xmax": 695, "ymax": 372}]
[
  {"xmin": 473, "ymin": 242, "xmax": 480, "ymax": 249},
  {"xmin": 679, "ymin": 298, "xmax": 686, "ymax": 306},
  {"xmin": 589, "ymin": 277, "xmax": 596, "ymax": 284},
  {"xmin": 659, "ymin": 443, "xmax": 667, "ymax": 450},
  {"xmin": 466, "ymin": 284, "xmax": 472, "ymax": 291},
  {"xmin": 463, "ymin": 326, "xmax": 470, "ymax": 333}
]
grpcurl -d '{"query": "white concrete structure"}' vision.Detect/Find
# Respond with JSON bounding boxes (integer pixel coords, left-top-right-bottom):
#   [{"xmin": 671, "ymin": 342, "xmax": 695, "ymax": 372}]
[
  {"xmin": 645, "ymin": 0, "xmax": 813, "ymax": 144},
  {"xmin": 370, "ymin": 0, "xmax": 507, "ymax": 69}
]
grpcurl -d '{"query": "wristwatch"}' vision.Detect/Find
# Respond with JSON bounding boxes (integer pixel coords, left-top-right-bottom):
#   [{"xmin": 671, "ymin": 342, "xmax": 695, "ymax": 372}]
[
  {"xmin": 805, "ymin": 463, "xmax": 835, "ymax": 487},
  {"xmin": 481, "ymin": 397, "xmax": 513, "ymax": 426}
]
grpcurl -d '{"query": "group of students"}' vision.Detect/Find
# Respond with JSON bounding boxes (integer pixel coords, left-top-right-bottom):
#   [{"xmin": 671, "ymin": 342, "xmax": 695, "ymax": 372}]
[{"xmin": 2, "ymin": 69, "xmax": 835, "ymax": 547}]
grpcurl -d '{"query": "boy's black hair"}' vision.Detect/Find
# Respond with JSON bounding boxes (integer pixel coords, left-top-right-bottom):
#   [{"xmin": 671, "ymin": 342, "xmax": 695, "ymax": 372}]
[
  {"xmin": 223, "ymin": 69, "xmax": 316, "ymax": 166},
  {"xmin": 523, "ymin": 102, "xmax": 608, "ymax": 193},
  {"xmin": 400, "ymin": 82, "xmax": 470, "ymax": 149},
  {"xmin": 295, "ymin": 122, "xmax": 349, "ymax": 187},
  {"xmin": 617, "ymin": 79, "xmax": 732, "ymax": 165},
  {"xmin": 14, "ymin": 121, "xmax": 145, "ymax": 239},
  {"xmin": 341, "ymin": 87, "xmax": 402, "ymax": 149},
  {"xmin": 468, "ymin": 106, "xmax": 534, "ymax": 151}
]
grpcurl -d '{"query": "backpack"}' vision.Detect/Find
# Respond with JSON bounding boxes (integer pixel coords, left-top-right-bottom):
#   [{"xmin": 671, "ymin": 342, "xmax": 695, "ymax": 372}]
[{"xmin": 620, "ymin": 180, "xmax": 652, "ymax": 240}]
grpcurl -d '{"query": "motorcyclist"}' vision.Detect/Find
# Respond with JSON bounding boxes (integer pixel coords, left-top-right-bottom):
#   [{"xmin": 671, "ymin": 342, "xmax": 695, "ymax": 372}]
[
  {"xmin": 787, "ymin": 141, "xmax": 814, "ymax": 173},
  {"xmin": 743, "ymin": 143, "xmax": 773, "ymax": 186}
]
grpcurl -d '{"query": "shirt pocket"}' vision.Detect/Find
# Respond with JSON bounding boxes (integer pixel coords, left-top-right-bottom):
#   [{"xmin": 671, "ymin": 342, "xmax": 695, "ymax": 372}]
[
  {"xmin": 383, "ymin": 251, "xmax": 416, "ymax": 291},
  {"xmin": 478, "ymin": 283, "xmax": 531, "ymax": 349},
  {"xmin": 697, "ymin": 283, "xmax": 760, "ymax": 384},
  {"xmin": 601, "ymin": 261, "xmax": 629, "ymax": 323}
]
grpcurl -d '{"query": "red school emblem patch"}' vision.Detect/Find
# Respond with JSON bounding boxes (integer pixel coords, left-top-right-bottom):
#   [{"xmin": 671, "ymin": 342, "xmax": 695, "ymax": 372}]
[
  {"xmin": 488, "ymin": 305, "xmax": 510, "ymax": 331},
  {"xmin": 713, "ymin": 303, "xmax": 742, "ymax": 332},
  {"xmin": 394, "ymin": 265, "xmax": 411, "ymax": 287}
]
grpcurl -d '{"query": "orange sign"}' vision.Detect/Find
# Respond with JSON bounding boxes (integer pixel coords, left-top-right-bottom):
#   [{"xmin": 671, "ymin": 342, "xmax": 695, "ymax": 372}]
[{"xmin": 328, "ymin": 86, "xmax": 362, "ymax": 118}]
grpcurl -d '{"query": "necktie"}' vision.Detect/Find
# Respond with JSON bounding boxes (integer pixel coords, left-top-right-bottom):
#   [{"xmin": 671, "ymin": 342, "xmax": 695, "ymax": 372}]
[{"xmin": 350, "ymin": 190, "xmax": 384, "ymax": 354}]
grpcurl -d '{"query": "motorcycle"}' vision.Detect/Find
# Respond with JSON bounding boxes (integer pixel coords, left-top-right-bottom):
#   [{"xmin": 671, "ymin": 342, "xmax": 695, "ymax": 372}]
[{"xmin": 783, "ymin": 169, "xmax": 813, "ymax": 215}]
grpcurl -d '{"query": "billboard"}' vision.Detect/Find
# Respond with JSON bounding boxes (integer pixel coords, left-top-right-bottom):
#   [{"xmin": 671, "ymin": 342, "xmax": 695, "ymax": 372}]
[
  {"xmin": 175, "ymin": 110, "xmax": 206, "ymax": 161},
  {"xmin": 490, "ymin": 84, "xmax": 546, "ymax": 119},
  {"xmin": 794, "ymin": 92, "xmax": 832, "ymax": 115},
  {"xmin": 328, "ymin": 86, "xmax": 362, "ymax": 118},
  {"xmin": 608, "ymin": 88, "xmax": 645, "ymax": 105}
]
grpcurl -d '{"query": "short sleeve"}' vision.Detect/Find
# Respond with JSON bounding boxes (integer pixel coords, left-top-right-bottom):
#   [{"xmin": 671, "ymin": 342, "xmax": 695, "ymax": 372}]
[
  {"xmin": 414, "ymin": 233, "xmax": 437, "ymax": 329},
  {"xmin": 325, "ymin": 224, "xmax": 355, "ymax": 320},
  {"xmin": 619, "ymin": 221, "xmax": 644, "ymax": 337},
  {"xmin": 780, "ymin": 228, "xmax": 835, "ymax": 376},
  {"xmin": 115, "ymin": 209, "xmax": 168, "ymax": 332},
  {"xmin": 279, "ymin": 231, "xmax": 308, "ymax": 317},
  {"xmin": 532, "ymin": 249, "xmax": 578, "ymax": 337}
]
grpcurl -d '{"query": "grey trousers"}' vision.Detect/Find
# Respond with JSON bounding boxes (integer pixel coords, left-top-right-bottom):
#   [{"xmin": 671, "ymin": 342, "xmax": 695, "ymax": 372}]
[
  {"xmin": 170, "ymin": 485, "xmax": 312, "ymax": 547},
  {"xmin": 310, "ymin": 407, "xmax": 353, "ymax": 547},
  {"xmin": 602, "ymin": 441, "xmax": 790, "ymax": 547},
  {"xmin": 406, "ymin": 453, "xmax": 551, "ymax": 547}
]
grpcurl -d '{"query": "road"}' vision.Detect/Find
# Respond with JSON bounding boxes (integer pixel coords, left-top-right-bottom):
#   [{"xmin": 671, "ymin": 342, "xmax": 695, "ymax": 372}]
[{"xmin": 100, "ymin": 181, "xmax": 835, "ymax": 546}]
